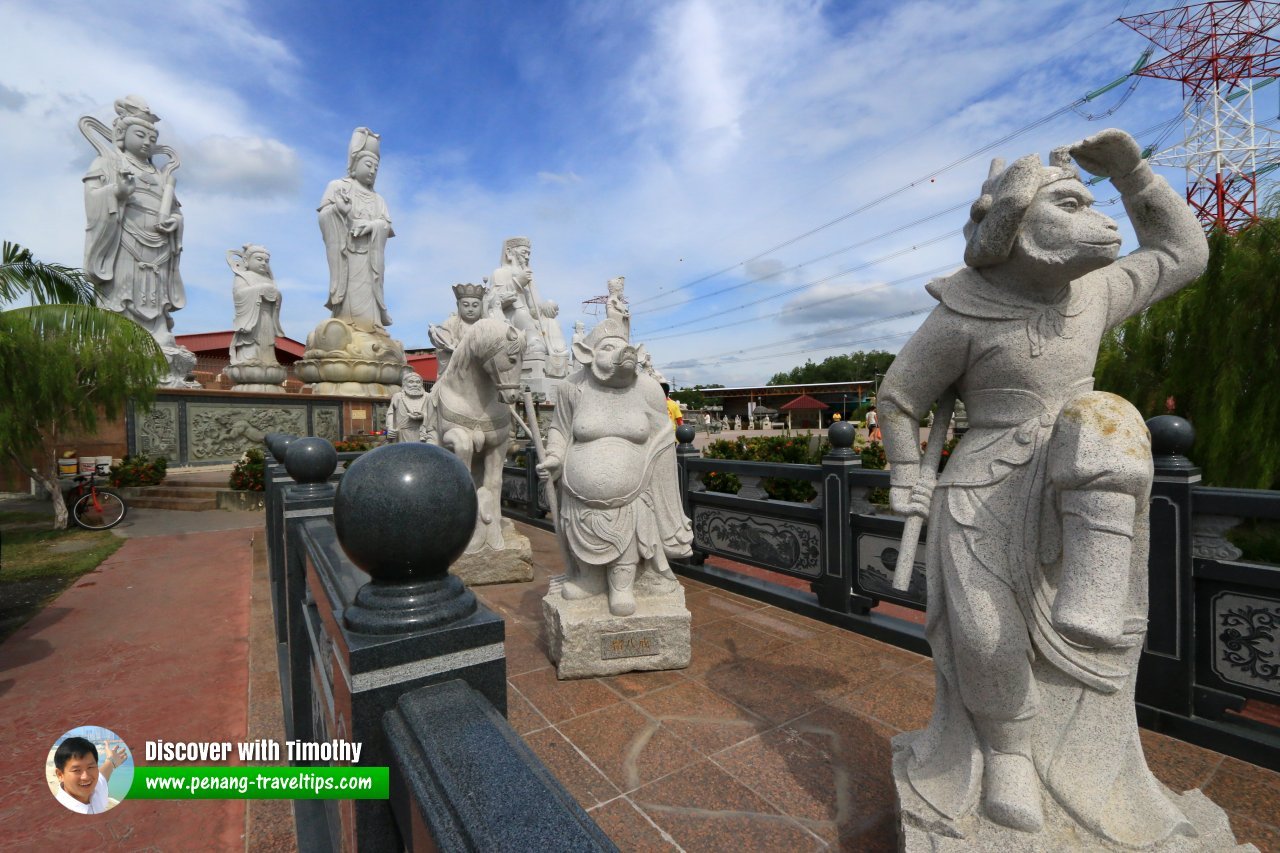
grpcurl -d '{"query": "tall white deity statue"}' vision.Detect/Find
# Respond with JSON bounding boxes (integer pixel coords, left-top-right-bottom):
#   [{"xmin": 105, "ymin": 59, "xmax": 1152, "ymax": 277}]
[
  {"xmin": 318, "ymin": 128, "xmax": 394, "ymax": 333},
  {"xmin": 223, "ymin": 244, "xmax": 286, "ymax": 392},
  {"xmin": 428, "ymin": 283, "xmax": 486, "ymax": 377},
  {"xmin": 80, "ymin": 95, "xmax": 198, "ymax": 387},
  {"xmin": 296, "ymin": 127, "xmax": 407, "ymax": 397}
]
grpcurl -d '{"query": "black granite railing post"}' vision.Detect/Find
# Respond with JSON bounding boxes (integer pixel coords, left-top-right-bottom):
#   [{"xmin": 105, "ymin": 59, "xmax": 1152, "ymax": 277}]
[
  {"xmin": 280, "ymin": 437, "xmax": 339, "ymax": 744},
  {"xmin": 298, "ymin": 442, "xmax": 508, "ymax": 851},
  {"xmin": 673, "ymin": 426, "xmax": 707, "ymax": 566},
  {"xmin": 815, "ymin": 421, "xmax": 868, "ymax": 615},
  {"xmin": 524, "ymin": 444, "xmax": 544, "ymax": 519},
  {"xmin": 264, "ymin": 433, "xmax": 297, "ymax": 644},
  {"xmin": 1136, "ymin": 415, "xmax": 1199, "ymax": 718}
]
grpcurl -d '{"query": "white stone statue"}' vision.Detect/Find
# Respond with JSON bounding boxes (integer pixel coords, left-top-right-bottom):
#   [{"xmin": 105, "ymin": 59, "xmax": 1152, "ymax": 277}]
[
  {"xmin": 428, "ymin": 283, "xmax": 486, "ymax": 377},
  {"xmin": 732, "ymin": 414, "xmax": 741, "ymax": 430},
  {"xmin": 424, "ymin": 318, "xmax": 533, "ymax": 583},
  {"xmin": 80, "ymin": 95, "xmax": 198, "ymax": 388},
  {"xmin": 879, "ymin": 129, "xmax": 1245, "ymax": 849},
  {"xmin": 319, "ymin": 127, "xmax": 393, "ymax": 333},
  {"xmin": 486, "ymin": 236, "xmax": 549, "ymax": 382},
  {"xmin": 604, "ymin": 275, "xmax": 630, "ymax": 339},
  {"xmin": 223, "ymin": 243, "xmax": 286, "ymax": 392},
  {"xmin": 537, "ymin": 319, "xmax": 693, "ymax": 615},
  {"xmin": 536, "ymin": 319, "xmax": 694, "ymax": 678},
  {"xmin": 539, "ymin": 300, "xmax": 571, "ymax": 379},
  {"xmin": 572, "ymin": 320, "xmax": 586, "ymax": 348},
  {"xmin": 295, "ymin": 127, "xmax": 407, "ymax": 397},
  {"xmin": 386, "ymin": 372, "xmax": 430, "ymax": 443}
]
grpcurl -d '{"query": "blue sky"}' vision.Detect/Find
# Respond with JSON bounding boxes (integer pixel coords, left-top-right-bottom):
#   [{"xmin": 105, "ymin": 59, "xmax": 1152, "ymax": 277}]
[{"xmin": 0, "ymin": 0, "xmax": 1242, "ymax": 386}]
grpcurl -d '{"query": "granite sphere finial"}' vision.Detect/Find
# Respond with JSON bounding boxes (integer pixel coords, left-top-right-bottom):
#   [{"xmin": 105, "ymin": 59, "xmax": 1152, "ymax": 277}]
[
  {"xmin": 268, "ymin": 433, "xmax": 297, "ymax": 463},
  {"xmin": 334, "ymin": 443, "xmax": 477, "ymax": 582},
  {"xmin": 675, "ymin": 424, "xmax": 696, "ymax": 445},
  {"xmin": 828, "ymin": 420, "xmax": 856, "ymax": 451},
  {"xmin": 285, "ymin": 437, "xmax": 339, "ymax": 485},
  {"xmin": 1146, "ymin": 415, "xmax": 1195, "ymax": 459}
]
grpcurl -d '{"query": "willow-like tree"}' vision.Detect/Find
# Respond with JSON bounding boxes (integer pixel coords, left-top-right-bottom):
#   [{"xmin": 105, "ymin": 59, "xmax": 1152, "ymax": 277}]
[
  {"xmin": 1095, "ymin": 214, "xmax": 1280, "ymax": 488},
  {"xmin": 0, "ymin": 241, "xmax": 166, "ymax": 528}
]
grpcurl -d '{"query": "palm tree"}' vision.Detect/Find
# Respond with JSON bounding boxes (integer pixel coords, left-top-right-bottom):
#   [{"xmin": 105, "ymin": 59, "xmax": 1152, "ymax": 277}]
[{"xmin": 0, "ymin": 241, "xmax": 166, "ymax": 528}]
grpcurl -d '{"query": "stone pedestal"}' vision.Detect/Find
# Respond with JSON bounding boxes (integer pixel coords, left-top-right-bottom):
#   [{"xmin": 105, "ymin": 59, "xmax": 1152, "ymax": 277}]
[
  {"xmin": 450, "ymin": 518, "xmax": 534, "ymax": 585},
  {"xmin": 223, "ymin": 360, "xmax": 287, "ymax": 393},
  {"xmin": 543, "ymin": 576, "xmax": 690, "ymax": 679},
  {"xmin": 891, "ymin": 733, "xmax": 1256, "ymax": 852},
  {"xmin": 295, "ymin": 317, "xmax": 408, "ymax": 398}
]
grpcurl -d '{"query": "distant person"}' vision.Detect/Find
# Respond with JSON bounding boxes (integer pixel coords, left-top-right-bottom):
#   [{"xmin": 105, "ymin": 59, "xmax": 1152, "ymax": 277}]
[
  {"xmin": 867, "ymin": 405, "xmax": 881, "ymax": 442},
  {"xmin": 54, "ymin": 737, "xmax": 127, "ymax": 814},
  {"xmin": 660, "ymin": 383, "xmax": 682, "ymax": 428}
]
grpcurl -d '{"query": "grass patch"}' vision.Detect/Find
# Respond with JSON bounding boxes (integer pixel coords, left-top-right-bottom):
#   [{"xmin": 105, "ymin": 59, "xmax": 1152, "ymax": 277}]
[
  {"xmin": 0, "ymin": 510, "xmax": 51, "ymax": 528},
  {"xmin": 0, "ymin": 527, "xmax": 125, "ymax": 643}
]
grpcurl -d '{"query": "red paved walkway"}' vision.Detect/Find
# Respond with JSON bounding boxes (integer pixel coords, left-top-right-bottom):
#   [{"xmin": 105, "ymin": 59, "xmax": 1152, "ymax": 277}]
[{"xmin": 0, "ymin": 528, "xmax": 256, "ymax": 850}]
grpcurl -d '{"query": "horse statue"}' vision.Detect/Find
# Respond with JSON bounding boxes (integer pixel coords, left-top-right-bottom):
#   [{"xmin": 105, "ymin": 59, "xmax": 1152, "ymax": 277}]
[{"xmin": 426, "ymin": 318, "xmax": 525, "ymax": 553}]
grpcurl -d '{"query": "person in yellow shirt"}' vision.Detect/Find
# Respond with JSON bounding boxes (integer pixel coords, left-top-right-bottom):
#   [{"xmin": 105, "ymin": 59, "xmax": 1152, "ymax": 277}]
[{"xmin": 661, "ymin": 383, "xmax": 683, "ymax": 428}]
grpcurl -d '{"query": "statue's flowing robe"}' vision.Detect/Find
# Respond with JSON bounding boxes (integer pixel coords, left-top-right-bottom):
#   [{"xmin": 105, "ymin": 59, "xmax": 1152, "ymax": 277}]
[
  {"xmin": 230, "ymin": 270, "xmax": 284, "ymax": 365},
  {"xmin": 879, "ymin": 166, "xmax": 1206, "ymax": 847},
  {"xmin": 549, "ymin": 372, "xmax": 693, "ymax": 573},
  {"xmin": 317, "ymin": 177, "xmax": 393, "ymax": 332},
  {"xmin": 83, "ymin": 153, "xmax": 185, "ymax": 329}
]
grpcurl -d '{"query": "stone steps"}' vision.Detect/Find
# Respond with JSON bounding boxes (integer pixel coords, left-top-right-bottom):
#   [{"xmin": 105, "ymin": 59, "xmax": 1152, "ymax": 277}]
[
  {"xmin": 127, "ymin": 495, "xmax": 220, "ymax": 511},
  {"xmin": 121, "ymin": 474, "xmax": 247, "ymax": 512},
  {"xmin": 124, "ymin": 486, "xmax": 223, "ymax": 499}
]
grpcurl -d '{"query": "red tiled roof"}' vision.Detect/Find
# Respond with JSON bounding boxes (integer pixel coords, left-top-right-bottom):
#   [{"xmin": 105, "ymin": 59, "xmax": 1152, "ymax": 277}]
[{"xmin": 779, "ymin": 393, "xmax": 830, "ymax": 411}]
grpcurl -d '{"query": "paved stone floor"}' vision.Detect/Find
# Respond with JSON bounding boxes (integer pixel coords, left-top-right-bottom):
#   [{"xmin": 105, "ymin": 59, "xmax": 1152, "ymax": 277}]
[
  {"xmin": 3, "ymin": 508, "xmax": 1277, "ymax": 851},
  {"xmin": 479, "ymin": 521, "xmax": 1280, "ymax": 852}
]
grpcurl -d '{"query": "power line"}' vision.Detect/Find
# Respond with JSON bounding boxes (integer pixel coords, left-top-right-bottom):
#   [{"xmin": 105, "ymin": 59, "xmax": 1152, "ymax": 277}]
[
  {"xmin": 634, "ymin": 230, "xmax": 959, "ymax": 338},
  {"xmin": 664, "ymin": 304, "xmax": 935, "ymax": 367},
  {"xmin": 631, "ymin": 20, "xmax": 1133, "ymax": 311},
  {"xmin": 642, "ymin": 262, "xmax": 957, "ymax": 343},
  {"xmin": 634, "ymin": 201, "xmax": 970, "ymax": 317}
]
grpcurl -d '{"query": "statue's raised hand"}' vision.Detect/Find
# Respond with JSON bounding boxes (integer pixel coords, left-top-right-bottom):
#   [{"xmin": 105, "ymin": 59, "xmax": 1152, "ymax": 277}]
[
  {"xmin": 1069, "ymin": 129, "xmax": 1142, "ymax": 180},
  {"xmin": 114, "ymin": 169, "xmax": 135, "ymax": 201}
]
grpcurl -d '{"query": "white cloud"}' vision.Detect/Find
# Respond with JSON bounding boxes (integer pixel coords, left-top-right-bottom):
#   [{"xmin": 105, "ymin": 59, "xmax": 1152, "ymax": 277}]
[{"xmin": 184, "ymin": 135, "xmax": 302, "ymax": 198}]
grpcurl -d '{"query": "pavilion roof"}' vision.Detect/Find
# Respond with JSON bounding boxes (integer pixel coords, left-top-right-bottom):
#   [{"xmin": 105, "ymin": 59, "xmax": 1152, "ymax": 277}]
[{"xmin": 779, "ymin": 394, "xmax": 830, "ymax": 411}]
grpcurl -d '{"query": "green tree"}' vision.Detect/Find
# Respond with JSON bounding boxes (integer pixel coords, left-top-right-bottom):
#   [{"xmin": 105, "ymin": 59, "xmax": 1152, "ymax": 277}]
[
  {"xmin": 1095, "ymin": 216, "xmax": 1280, "ymax": 488},
  {"xmin": 670, "ymin": 384, "xmax": 724, "ymax": 410},
  {"xmin": 768, "ymin": 349, "xmax": 896, "ymax": 386},
  {"xmin": 0, "ymin": 242, "xmax": 166, "ymax": 528}
]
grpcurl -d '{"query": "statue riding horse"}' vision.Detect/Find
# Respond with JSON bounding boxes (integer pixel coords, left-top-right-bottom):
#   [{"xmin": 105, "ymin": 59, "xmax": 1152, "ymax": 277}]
[{"xmin": 426, "ymin": 318, "xmax": 525, "ymax": 552}]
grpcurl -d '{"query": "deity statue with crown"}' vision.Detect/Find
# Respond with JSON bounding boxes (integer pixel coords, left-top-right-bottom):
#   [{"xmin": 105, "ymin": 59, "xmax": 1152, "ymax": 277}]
[
  {"xmin": 79, "ymin": 95, "xmax": 200, "ymax": 387},
  {"xmin": 428, "ymin": 282, "xmax": 487, "ymax": 377},
  {"xmin": 294, "ymin": 127, "xmax": 408, "ymax": 397}
]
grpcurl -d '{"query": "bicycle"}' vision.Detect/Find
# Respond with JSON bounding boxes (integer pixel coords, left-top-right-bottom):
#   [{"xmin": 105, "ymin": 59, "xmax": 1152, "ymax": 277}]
[{"xmin": 64, "ymin": 470, "xmax": 128, "ymax": 530}]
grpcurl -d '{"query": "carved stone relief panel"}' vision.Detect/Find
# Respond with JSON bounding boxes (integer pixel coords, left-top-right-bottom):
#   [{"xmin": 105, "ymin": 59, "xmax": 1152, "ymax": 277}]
[
  {"xmin": 503, "ymin": 472, "xmax": 529, "ymax": 504},
  {"xmin": 187, "ymin": 402, "xmax": 307, "ymax": 463},
  {"xmin": 856, "ymin": 532, "xmax": 927, "ymax": 606},
  {"xmin": 1212, "ymin": 591, "xmax": 1280, "ymax": 698},
  {"xmin": 313, "ymin": 407, "xmax": 342, "ymax": 443},
  {"xmin": 136, "ymin": 401, "xmax": 180, "ymax": 461},
  {"xmin": 691, "ymin": 505, "xmax": 821, "ymax": 577}
]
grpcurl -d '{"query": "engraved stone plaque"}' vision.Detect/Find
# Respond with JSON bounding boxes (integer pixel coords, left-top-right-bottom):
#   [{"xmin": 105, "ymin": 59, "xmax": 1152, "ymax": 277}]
[{"xmin": 600, "ymin": 629, "xmax": 662, "ymax": 660}]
